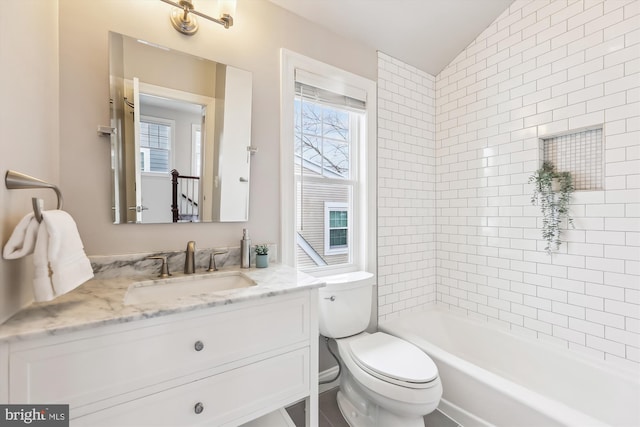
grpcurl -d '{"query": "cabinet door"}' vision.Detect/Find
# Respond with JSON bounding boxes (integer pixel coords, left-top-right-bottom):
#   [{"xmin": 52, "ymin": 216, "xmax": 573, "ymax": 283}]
[
  {"xmin": 9, "ymin": 293, "xmax": 310, "ymax": 414},
  {"xmin": 73, "ymin": 349, "xmax": 309, "ymax": 427}
]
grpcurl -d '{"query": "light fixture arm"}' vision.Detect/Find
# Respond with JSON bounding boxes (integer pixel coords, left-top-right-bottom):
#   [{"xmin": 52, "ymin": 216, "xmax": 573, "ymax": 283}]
[
  {"xmin": 189, "ymin": 7, "xmax": 233, "ymax": 28},
  {"xmin": 160, "ymin": 0, "xmax": 233, "ymax": 35}
]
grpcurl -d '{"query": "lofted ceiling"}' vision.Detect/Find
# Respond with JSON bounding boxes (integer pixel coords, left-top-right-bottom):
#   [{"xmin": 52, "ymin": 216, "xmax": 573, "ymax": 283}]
[{"xmin": 267, "ymin": 0, "xmax": 514, "ymax": 76}]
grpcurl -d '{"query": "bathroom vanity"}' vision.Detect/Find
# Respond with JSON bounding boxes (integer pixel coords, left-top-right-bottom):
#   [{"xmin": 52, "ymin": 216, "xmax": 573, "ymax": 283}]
[{"xmin": 0, "ymin": 265, "xmax": 323, "ymax": 427}]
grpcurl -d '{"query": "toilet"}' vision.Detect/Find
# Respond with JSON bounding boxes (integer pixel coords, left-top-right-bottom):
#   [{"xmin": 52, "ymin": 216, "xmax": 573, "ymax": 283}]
[{"xmin": 318, "ymin": 271, "xmax": 442, "ymax": 427}]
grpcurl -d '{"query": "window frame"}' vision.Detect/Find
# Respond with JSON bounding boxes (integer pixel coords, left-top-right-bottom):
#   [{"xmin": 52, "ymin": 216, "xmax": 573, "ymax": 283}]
[
  {"xmin": 191, "ymin": 123, "xmax": 202, "ymax": 176},
  {"xmin": 280, "ymin": 49, "xmax": 377, "ymax": 277}
]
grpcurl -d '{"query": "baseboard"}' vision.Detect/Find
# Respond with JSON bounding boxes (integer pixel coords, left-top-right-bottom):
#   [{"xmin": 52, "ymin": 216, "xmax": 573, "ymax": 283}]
[
  {"xmin": 318, "ymin": 365, "xmax": 340, "ymax": 394},
  {"xmin": 438, "ymin": 398, "xmax": 491, "ymax": 427}
]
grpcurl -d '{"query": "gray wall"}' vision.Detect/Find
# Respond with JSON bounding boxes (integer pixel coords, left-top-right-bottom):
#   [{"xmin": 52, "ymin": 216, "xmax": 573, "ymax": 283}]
[{"xmin": 0, "ymin": 0, "xmax": 60, "ymax": 323}]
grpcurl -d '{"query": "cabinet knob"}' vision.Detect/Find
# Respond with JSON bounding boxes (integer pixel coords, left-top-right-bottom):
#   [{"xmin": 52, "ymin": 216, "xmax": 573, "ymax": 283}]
[
  {"xmin": 194, "ymin": 340, "xmax": 204, "ymax": 351},
  {"xmin": 194, "ymin": 402, "xmax": 204, "ymax": 414}
]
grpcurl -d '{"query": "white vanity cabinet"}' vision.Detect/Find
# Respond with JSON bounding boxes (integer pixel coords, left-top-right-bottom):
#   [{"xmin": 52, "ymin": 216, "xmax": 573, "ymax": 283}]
[{"xmin": 5, "ymin": 290, "xmax": 319, "ymax": 427}]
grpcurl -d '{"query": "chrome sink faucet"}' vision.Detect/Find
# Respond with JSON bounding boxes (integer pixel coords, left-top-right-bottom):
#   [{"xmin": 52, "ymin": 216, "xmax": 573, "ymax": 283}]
[{"xmin": 184, "ymin": 241, "xmax": 196, "ymax": 274}]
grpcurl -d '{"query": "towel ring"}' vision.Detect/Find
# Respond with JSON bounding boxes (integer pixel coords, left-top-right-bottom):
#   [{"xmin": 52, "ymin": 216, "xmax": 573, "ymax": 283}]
[{"xmin": 5, "ymin": 170, "xmax": 64, "ymax": 223}]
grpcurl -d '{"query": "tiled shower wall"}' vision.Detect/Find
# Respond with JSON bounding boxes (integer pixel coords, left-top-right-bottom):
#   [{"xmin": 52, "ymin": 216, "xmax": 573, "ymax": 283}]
[
  {"xmin": 377, "ymin": 0, "xmax": 639, "ymax": 368},
  {"xmin": 377, "ymin": 52, "xmax": 437, "ymax": 318},
  {"xmin": 435, "ymin": 0, "xmax": 639, "ymax": 367}
]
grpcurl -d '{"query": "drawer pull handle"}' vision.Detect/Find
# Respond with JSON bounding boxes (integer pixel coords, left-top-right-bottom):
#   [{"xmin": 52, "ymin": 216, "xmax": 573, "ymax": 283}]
[
  {"xmin": 324, "ymin": 296, "xmax": 336, "ymax": 301},
  {"xmin": 194, "ymin": 341, "xmax": 204, "ymax": 351},
  {"xmin": 194, "ymin": 402, "xmax": 204, "ymax": 414}
]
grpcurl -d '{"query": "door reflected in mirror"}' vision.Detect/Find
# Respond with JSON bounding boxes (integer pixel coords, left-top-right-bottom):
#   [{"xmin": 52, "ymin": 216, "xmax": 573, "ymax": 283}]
[{"xmin": 109, "ymin": 32, "xmax": 253, "ymax": 224}]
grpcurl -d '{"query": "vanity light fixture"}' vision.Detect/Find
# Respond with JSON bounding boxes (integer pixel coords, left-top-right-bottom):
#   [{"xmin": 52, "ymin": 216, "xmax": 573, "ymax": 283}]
[{"xmin": 160, "ymin": 0, "xmax": 235, "ymax": 35}]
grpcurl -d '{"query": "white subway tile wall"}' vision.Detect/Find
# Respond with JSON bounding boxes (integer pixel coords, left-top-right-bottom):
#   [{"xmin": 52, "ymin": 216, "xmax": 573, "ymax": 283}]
[
  {"xmin": 378, "ymin": 0, "xmax": 640, "ymax": 368},
  {"xmin": 377, "ymin": 52, "xmax": 437, "ymax": 318}
]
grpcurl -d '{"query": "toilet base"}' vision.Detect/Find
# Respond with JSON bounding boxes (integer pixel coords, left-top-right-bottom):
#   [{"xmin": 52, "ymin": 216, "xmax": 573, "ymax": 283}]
[{"xmin": 337, "ymin": 390, "xmax": 425, "ymax": 427}]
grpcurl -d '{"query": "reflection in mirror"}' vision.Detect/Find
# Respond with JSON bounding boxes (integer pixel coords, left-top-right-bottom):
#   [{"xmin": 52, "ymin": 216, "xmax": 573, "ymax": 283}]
[{"xmin": 109, "ymin": 32, "xmax": 252, "ymax": 224}]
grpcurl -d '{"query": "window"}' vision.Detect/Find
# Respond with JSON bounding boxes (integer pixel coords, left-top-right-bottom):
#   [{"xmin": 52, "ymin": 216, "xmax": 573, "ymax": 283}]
[
  {"xmin": 139, "ymin": 116, "xmax": 172, "ymax": 173},
  {"xmin": 325, "ymin": 202, "xmax": 348, "ymax": 254},
  {"xmin": 295, "ymin": 88, "xmax": 360, "ymax": 268},
  {"xmin": 281, "ymin": 50, "xmax": 377, "ymax": 275},
  {"xmin": 294, "ymin": 79, "xmax": 362, "ymax": 270}
]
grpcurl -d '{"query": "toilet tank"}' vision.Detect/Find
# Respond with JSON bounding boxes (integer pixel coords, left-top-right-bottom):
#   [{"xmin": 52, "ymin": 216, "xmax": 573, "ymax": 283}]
[{"xmin": 318, "ymin": 271, "xmax": 375, "ymax": 338}]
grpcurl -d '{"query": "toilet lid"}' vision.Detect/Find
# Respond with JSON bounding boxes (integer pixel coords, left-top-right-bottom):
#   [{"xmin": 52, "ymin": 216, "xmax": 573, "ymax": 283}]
[{"xmin": 348, "ymin": 332, "xmax": 438, "ymax": 384}]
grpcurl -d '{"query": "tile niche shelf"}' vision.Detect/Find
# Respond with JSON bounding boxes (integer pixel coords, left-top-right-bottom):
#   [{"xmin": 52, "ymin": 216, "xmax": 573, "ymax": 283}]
[{"xmin": 542, "ymin": 127, "xmax": 604, "ymax": 191}]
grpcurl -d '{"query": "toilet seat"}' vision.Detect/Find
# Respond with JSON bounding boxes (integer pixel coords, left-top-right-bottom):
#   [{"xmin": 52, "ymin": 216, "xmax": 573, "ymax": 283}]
[{"xmin": 347, "ymin": 332, "xmax": 438, "ymax": 389}]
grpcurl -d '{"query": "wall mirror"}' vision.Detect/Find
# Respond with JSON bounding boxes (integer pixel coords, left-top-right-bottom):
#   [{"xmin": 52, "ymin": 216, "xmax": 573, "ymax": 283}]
[{"xmin": 109, "ymin": 31, "xmax": 253, "ymax": 224}]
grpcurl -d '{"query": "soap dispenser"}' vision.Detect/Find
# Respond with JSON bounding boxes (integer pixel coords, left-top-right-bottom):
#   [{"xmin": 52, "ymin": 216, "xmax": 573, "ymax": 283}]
[{"xmin": 241, "ymin": 228, "xmax": 251, "ymax": 268}]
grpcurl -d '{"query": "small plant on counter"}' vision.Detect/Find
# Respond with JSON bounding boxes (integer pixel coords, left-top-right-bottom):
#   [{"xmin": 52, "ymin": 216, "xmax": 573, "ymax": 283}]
[
  {"xmin": 255, "ymin": 244, "xmax": 269, "ymax": 268},
  {"xmin": 255, "ymin": 244, "xmax": 269, "ymax": 255},
  {"xmin": 529, "ymin": 161, "xmax": 574, "ymax": 255}
]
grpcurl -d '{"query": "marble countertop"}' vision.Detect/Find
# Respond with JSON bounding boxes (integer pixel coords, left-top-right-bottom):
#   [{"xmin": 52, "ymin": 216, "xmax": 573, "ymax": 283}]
[{"xmin": 0, "ymin": 264, "xmax": 325, "ymax": 343}]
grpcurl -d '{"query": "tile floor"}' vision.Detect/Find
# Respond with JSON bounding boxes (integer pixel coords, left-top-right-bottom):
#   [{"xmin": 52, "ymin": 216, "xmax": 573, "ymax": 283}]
[{"xmin": 286, "ymin": 387, "xmax": 461, "ymax": 427}]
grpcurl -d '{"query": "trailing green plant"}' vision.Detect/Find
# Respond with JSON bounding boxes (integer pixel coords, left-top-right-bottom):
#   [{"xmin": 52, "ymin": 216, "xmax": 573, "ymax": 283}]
[
  {"xmin": 529, "ymin": 161, "xmax": 574, "ymax": 255},
  {"xmin": 255, "ymin": 244, "xmax": 269, "ymax": 255}
]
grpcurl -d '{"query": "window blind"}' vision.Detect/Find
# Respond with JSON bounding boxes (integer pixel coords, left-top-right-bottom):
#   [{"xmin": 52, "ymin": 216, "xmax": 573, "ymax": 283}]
[{"xmin": 295, "ymin": 69, "xmax": 366, "ymax": 110}]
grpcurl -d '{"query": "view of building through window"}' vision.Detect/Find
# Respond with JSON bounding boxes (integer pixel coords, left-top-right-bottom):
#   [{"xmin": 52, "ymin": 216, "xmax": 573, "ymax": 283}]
[{"xmin": 294, "ymin": 93, "xmax": 361, "ymax": 270}]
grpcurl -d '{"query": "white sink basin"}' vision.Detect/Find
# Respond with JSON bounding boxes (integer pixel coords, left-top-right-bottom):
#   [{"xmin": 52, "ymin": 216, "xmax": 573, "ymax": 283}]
[{"xmin": 124, "ymin": 271, "xmax": 256, "ymax": 305}]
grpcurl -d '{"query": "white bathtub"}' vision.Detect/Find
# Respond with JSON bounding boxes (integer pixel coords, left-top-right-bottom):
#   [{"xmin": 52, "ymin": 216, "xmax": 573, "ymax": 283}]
[{"xmin": 379, "ymin": 309, "xmax": 640, "ymax": 427}]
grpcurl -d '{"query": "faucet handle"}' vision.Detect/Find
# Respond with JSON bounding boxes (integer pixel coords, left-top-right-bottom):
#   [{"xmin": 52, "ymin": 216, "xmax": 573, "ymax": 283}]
[
  {"xmin": 148, "ymin": 256, "xmax": 171, "ymax": 278},
  {"xmin": 207, "ymin": 251, "xmax": 228, "ymax": 272}
]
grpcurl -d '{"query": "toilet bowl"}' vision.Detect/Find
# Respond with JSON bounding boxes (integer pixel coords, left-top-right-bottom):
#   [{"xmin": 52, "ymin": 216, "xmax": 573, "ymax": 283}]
[
  {"xmin": 335, "ymin": 332, "xmax": 442, "ymax": 427},
  {"xmin": 318, "ymin": 272, "xmax": 442, "ymax": 427}
]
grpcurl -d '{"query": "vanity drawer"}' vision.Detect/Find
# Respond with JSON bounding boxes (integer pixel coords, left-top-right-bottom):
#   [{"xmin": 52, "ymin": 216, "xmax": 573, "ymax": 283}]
[
  {"xmin": 9, "ymin": 293, "xmax": 310, "ymax": 413},
  {"xmin": 73, "ymin": 348, "xmax": 309, "ymax": 426}
]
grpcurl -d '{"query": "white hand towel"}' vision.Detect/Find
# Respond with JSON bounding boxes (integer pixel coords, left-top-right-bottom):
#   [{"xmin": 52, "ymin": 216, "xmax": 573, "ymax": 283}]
[
  {"xmin": 31, "ymin": 211, "xmax": 94, "ymax": 302},
  {"xmin": 2, "ymin": 212, "xmax": 39, "ymax": 259}
]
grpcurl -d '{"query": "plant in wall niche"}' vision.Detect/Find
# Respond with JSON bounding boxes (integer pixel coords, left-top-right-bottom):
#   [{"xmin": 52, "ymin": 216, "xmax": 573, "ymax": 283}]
[
  {"xmin": 255, "ymin": 244, "xmax": 269, "ymax": 268},
  {"xmin": 529, "ymin": 161, "xmax": 575, "ymax": 255}
]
